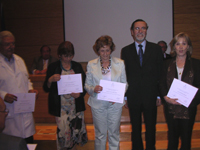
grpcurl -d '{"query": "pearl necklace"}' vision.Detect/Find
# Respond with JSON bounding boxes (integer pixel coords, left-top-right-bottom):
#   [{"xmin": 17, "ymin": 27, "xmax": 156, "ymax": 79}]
[{"xmin": 100, "ymin": 57, "xmax": 111, "ymax": 74}]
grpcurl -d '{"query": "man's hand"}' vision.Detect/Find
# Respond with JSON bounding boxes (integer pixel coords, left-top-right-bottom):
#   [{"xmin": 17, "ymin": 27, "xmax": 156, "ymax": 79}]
[
  {"xmin": 40, "ymin": 69, "xmax": 47, "ymax": 74},
  {"xmin": 4, "ymin": 93, "xmax": 17, "ymax": 103},
  {"xmin": 34, "ymin": 69, "xmax": 47, "ymax": 74},
  {"xmin": 29, "ymin": 89, "xmax": 39, "ymax": 99},
  {"xmin": 124, "ymin": 100, "xmax": 128, "ymax": 109},
  {"xmin": 156, "ymin": 98, "xmax": 162, "ymax": 106}
]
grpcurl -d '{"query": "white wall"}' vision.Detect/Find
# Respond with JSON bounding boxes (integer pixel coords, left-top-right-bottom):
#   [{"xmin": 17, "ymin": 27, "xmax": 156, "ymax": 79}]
[{"xmin": 64, "ymin": 0, "xmax": 173, "ymax": 62}]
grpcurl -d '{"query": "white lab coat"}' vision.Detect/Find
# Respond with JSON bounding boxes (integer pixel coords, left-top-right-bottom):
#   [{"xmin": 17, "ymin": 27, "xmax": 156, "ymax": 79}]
[{"xmin": 0, "ymin": 53, "xmax": 35, "ymax": 138}]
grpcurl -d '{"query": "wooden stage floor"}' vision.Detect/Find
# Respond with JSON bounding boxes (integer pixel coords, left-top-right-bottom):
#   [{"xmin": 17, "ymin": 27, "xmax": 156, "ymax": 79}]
[{"xmin": 33, "ymin": 122, "xmax": 200, "ymax": 150}]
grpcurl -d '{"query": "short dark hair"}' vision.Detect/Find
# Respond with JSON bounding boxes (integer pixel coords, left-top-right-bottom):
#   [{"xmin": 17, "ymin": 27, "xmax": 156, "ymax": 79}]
[
  {"xmin": 93, "ymin": 35, "xmax": 115, "ymax": 55},
  {"xmin": 57, "ymin": 41, "xmax": 74, "ymax": 57},
  {"xmin": 157, "ymin": 40, "xmax": 168, "ymax": 48},
  {"xmin": 130, "ymin": 19, "xmax": 148, "ymax": 30},
  {"xmin": 40, "ymin": 45, "xmax": 51, "ymax": 53}
]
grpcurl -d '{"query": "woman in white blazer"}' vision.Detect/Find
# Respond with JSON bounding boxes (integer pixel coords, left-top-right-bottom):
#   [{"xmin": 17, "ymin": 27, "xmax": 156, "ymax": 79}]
[{"xmin": 85, "ymin": 35, "xmax": 128, "ymax": 150}]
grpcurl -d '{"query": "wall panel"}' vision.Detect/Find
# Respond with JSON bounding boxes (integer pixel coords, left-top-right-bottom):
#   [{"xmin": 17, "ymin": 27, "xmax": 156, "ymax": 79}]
[
  {"xmin": 2, "ymin": 0, "xmax": 64, "ymax": 69},
  {"xmin": 174, "ymin": 0, "xmax": 200, "ymax": 59}
]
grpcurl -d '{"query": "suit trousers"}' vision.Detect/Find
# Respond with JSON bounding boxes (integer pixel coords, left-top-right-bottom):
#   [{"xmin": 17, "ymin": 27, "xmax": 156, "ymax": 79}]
[
  {"xmin": 164, "ymin": 106, "xmax": 197, "ymax": 150},
  {"xmin": 129, "ymin": 104, "xmax": 157, "ymax": 150},
  {"xmin": 91, "ymin": 102, "xmax": 122, "ymax": 150}
]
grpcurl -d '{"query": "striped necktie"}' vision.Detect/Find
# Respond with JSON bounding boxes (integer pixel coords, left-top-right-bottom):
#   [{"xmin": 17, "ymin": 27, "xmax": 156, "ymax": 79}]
[{"xmin": 138, "ymin": 44, "xmax": 143, "ymax": 66}]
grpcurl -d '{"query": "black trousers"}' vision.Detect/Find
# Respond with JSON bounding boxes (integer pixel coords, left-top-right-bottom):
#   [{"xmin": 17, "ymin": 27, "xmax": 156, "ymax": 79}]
[
  {"xmin": 129, "ymin": 104, "xmax": 157, "ymax": 150},
  {"xmin": 24, "ymin": 135, "xmax": 34, "ymax": 144},
  {"xmin": 164, "ymin": 105, "xmax": 197, "ymax": 150}
]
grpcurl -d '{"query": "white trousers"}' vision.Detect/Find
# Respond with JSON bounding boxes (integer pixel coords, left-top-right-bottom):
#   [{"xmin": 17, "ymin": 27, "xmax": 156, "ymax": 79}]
[{"xmin": 91, "ymin": 102, "xmax": 122, "ymax": 150}]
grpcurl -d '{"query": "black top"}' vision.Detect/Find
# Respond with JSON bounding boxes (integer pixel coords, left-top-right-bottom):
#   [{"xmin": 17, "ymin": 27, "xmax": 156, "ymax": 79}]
[
  {"xmin": 159, "ymin": 56, "xmax": 200, "ymax": 108},
  {"xmin": 43, "ymin": 60, "xmax": 86, "ymax": 117}
]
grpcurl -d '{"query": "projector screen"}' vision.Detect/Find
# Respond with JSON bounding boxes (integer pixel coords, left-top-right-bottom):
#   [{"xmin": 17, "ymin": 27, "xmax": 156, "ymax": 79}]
[{"xmin": 63, "ymin": 0, "xmax": 173, "ymax": 62}]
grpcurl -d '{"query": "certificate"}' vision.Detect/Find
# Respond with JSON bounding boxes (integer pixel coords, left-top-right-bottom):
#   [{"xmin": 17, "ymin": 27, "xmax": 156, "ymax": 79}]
[
  {"xmin": 57, "ymin": 74, "xmax": 83, "ymax": 95},
  {"xmin": 14, "ymin": 93, "xmax": 36, "ymax": 114},
  {"xmin": 27, "ymin": 144, "xmax": 37, "ymax": 150},
  {"xmin": 97, "ymin": 79, "xmax": 126, "ymax": 103},
  {"xmin": 167, "ymin": 78, "xmax": 198, "ymax": 107}
]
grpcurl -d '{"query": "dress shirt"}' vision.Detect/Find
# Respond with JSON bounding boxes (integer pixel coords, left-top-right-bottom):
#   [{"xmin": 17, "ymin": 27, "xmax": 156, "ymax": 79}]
[
  {"xmin": 0, "ymin": 53, "xmax": 15, "ymax": 71},
  {"xmin": 43, "ymin": 59, "xmax": 49, "ymax": 70},
  {"xmin": 135, "ymin": 40, "xmax": 146, "ymax": 54}
]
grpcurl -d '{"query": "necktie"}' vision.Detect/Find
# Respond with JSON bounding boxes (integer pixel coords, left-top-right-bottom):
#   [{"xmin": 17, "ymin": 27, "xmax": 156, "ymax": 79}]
[
  {"xmin": 43, "ymin": 60, "xmax": 47, "ymax": 70},
  {"xmin": 138, "ymin": 44, "xmax": 143, "ymax": 66}
]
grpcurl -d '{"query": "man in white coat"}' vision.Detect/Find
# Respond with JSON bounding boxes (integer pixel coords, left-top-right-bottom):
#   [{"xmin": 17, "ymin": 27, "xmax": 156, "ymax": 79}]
[
  {"xmin": 0, "ymin": 97, "xmax": 28, "ymax": 150},
  {"xmin": 0, "ymin": 31, "xmax": 38, "ymax": 143}
]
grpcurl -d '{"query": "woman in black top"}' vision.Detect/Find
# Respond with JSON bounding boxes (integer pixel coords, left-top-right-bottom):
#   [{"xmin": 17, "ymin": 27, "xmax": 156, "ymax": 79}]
[
  {"xmin": 43, "ymin": 41, "xmax": 87, "ymax": 150},
  {"xmin": 159, "ymin": 32, "xmax": 200, "ymax": 150}
]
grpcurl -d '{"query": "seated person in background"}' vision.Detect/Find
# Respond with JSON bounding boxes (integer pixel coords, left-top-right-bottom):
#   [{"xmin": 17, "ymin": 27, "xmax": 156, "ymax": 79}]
[
  {"xmin": 0, "ymin": 97, "xmax": 28, "ymax": 150},
  {"xmin": 30, "ymin": 45, "xmax": 58, "ymax": 74},
  {"xmin": 158, "ymin": 40, "xmax": 171, "ymax": 60}
]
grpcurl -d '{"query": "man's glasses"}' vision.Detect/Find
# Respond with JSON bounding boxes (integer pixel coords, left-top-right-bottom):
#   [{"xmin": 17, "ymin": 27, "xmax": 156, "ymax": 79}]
[
  {"xmin": 1, "ymin": 42, "xmax": 15, "ymax": 47},
  {"xmin": 134, "ymin": 27, "xmax": 147, "ymax": 31}
]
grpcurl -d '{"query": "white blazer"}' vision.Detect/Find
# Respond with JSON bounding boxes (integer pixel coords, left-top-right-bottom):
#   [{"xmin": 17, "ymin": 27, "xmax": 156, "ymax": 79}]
[{"xmin": 84, "ymin": 56, "xmax": 128, "ymax": 109}]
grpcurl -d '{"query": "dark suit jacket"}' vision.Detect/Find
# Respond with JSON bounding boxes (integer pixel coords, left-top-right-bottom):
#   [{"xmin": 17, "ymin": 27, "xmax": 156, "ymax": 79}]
[
  {"xmin": 43, "ymin": 60, "xmax": 86, "ymax": 117},
  {"xmin": 29, "ymin": 55, "xmax": 58, "ymax": 74},
  {"xmin": 121, "ymin": 41, "xmax": 163, "ymax": 108},
  {"xmin": 164, "ymin": 53, "xmax": 171, "ymax": 60},
  {"xmin": 0, "ymin": 133, "xmax": 28, "ymax": 150}
]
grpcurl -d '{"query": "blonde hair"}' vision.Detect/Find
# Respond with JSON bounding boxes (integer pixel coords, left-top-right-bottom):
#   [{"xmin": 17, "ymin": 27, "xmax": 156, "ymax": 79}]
[{"xmin": 170, "ymin": 32, "xmax": 192, "ymax": 57}]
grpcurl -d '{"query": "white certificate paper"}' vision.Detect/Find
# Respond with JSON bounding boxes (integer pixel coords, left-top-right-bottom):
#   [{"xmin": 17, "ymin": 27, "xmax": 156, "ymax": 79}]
[
  {"xmin": 27, "ymin": 144, "xmax": 37, "ymax": 150},
  {"xmin": 57, "ymin": 74, "xmax": 83, "ymax": 95},
  {"xmin": 14, "ymin": 93, "xmax": 36, "ymax": 114},
  {"xmin": 167, "ymin": 78, "xmax": 198, "ymax": 107},
  {"xmin": 97, "ymin": 79, "xmax": 126, "ymax": 103}
]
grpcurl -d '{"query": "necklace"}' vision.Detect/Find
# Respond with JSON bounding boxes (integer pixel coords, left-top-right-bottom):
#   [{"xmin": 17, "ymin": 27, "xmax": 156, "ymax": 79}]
[
  {"xmin": 60, "ymin": 60, "xmax": 72, "ymax": 72},
  {"xmin": 177, "ymin": 66, "xmax": 184, "ymax": 75},
  {"xmin": 100, "ymin": 57, "xmax": 111, "ymax": 74},
  {"xmin": 176, "ymin": 58, "xmax": 185, "ymax": 76}
]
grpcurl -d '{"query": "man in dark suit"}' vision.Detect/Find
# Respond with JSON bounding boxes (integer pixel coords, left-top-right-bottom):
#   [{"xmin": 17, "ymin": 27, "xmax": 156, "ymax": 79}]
[
  {"xmin": 121, "ymin": 19, "xmax": 163, "ymax": 150},
  {"xmin": 157, "ymin": 40, "xmax": 171, "ymax": 60},
  {"xmin": 0, "ymin": 97, "xmax": 28, "ymax": 150},
  {"xmin": 30, "ymin": 45, "xmax": 58, "ymax": 74}
]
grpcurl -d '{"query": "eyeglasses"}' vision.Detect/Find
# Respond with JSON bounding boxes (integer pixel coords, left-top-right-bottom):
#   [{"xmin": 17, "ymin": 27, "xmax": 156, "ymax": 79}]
[
  {"xmin": 1, "ymin": 42, "xmax": 15, "ymax": 47},
  {"xmin": 134, "ymin": 27, "xmax": 147, "ymax": 31},
  {"xmin": 0, "ymin": 108, "xmax": 9, "ymax": 114}
]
